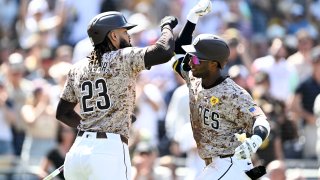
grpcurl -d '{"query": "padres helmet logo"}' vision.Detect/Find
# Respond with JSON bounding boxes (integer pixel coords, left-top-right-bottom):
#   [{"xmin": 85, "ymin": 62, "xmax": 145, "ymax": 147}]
[{"xmin": 210, "ymin": 96, "xmax": 219, "ymax": 106}]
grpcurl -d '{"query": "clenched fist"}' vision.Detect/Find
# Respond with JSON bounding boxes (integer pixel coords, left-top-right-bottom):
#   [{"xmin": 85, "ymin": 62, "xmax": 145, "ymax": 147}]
[{"xmin": 160, "ymin": 16, "xmax": 178, "ymax": 30}]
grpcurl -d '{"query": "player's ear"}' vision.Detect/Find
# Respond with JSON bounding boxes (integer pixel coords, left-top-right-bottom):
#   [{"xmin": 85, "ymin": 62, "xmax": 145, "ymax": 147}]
[
  {"xmin": 208, "ymin": 61, "xmax": 219, "ymax": 69},
  {"xmin": 108, "ymin": 31, "xmax": 117, "ymax": 41}
]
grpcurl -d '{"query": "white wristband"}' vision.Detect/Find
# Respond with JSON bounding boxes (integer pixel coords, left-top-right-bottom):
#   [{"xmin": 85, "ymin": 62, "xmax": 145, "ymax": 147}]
[
  {"xmin": 187, "ymin": 12, "xmax": 199, "ymax": 24},
  {"xmin": 251, "ymin": 135, "xmax": 263, "ymax": 152}
]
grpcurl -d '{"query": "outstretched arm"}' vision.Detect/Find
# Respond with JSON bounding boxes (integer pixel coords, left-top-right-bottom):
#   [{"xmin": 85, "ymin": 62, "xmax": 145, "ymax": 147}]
[
  {"xmin": 144, "ymin": 16, "xmax": 178, "ymax": 68},
  {"xmin": 175, "ymin": 0, "xmax": 212, "ymax": 54},
  {"xmin": 172, "ymin": 0, "xmax": 212, "ymax": 76}
]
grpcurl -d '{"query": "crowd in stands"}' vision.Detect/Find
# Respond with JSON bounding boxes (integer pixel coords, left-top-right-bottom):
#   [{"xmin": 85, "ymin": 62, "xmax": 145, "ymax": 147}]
[{"xmin": 1, "ymin": 0, "xmax": 320, "ymax": 179}]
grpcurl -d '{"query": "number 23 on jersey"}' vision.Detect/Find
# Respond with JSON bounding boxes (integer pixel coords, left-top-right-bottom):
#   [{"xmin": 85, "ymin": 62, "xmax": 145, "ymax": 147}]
[{"xmin": 80, "ymin": 78, "xmax": 111, "ymax": 113}]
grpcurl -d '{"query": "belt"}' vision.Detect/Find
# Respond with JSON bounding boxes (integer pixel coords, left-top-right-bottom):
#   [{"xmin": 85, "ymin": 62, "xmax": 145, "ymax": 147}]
[
  {"xmin": 204, "ymin": 154, "xmax": 234, "ymax": 166},
  {"xmin": 77, "ymin": 130, "xmax": 128, "ymax": 145}
]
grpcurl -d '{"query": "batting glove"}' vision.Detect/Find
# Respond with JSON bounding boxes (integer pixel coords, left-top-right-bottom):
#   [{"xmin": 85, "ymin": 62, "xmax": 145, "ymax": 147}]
[
  {"xmin": 234, "ymin": 135, "xmax": 262, "ymax": 160},
  {"xmin": 187, "ymin": 0, "xmax": 212, "ymax": 24},
  {"xmin": 160, "ymin": 16, "xmax": 178, "ymax": 30}
]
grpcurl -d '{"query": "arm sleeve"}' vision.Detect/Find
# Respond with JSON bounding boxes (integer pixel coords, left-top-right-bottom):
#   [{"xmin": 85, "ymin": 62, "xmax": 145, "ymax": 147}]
[
  {"xmin": 144, "ymin": 27, "xmax": 175, "ymax": 68},
  {"xmin": 175, "ymin": 21, "xmax": 196, "ymax": 54},
  {"xmin": 172, "ymin": 21, "xmax": 196, "ymax": 78}
]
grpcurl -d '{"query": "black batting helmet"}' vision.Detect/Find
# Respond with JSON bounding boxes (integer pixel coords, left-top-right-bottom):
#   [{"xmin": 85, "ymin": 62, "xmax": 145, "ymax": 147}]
[
  {"xmin": 87, "ymin": 11, "xmax": 137, "ymax": 46},
  {"xmin": 182, "ymin": 34, "xmax": 230, "ymax": 68}
]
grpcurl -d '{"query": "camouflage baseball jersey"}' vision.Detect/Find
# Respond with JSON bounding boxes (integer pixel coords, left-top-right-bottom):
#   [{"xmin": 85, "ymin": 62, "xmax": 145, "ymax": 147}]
[
  {"xmin": 60, "ymin": 47, "xmax": 147, "ymax": 139},
  {"xmin": 173, "ymin": 60, "xmax": 266, "ymax": 159}
]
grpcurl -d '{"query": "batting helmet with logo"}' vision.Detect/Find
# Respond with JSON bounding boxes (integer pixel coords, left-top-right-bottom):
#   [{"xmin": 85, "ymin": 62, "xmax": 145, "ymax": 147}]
[
  {"xmin": 87, "ymin": 11, "xmax": 137, "ymax": 46},
  {"xmin": 182, "ymin": 34, "xmax": 230, "ymax": 68}
]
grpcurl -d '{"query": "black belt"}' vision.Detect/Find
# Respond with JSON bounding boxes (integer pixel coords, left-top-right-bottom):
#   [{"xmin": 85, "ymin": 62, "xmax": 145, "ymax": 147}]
[
  {"xmin": 204, "ymin": 154, "xmax": 234, "ymax": 166},
  {"xmin": 77, "ymin": 130, "xmax": 128, "ymax": 145}
]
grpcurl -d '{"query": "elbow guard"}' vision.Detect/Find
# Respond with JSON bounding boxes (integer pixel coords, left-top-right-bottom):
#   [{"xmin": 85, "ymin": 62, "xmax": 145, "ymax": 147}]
[{"xmin": 252, "ymin": 116, "xmax": 270, "ymax": 141}]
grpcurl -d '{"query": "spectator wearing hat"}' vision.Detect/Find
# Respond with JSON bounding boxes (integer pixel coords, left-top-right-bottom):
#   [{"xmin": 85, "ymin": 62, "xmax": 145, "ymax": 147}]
[
  {"xmin": 287, "ymin": 29, "xmax": 315, "ymax": 84},
  {"xmin": 4, "ymin": 52, "xmax": 33, "ymax": 156},
  {"xmin": 288, "ymin": 46, "xmax": 320, "ymax": 160}
]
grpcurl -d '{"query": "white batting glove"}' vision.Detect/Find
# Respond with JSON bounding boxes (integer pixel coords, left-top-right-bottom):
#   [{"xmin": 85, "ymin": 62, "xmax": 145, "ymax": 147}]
[
  {"xmin": 187, "ymin": 0, "xmax": 212, "ymax": 24},
  {"xmin": 234, "ymin": 135, "xmax": 262, "ymax": 160}
]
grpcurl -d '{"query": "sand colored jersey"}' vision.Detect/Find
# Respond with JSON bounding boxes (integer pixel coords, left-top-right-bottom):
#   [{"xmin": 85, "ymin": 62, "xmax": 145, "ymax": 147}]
[
  {"xmin": 60, "ymin": 47, "xmax": 147, "ymax": 138},
  {"xmin": 173, "ymin": 60, "xmax": 265, "ymax": 159}
]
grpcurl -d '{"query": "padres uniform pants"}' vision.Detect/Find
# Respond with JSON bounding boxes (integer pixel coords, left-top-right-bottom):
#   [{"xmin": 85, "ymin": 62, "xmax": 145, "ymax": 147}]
[
  {"xmin": 197, "ymin": 156, "xmax": 253, "ymax": 180},
  {"xmin": 64, "ymin": 131, "xmax": 131, "ymax": 180}
]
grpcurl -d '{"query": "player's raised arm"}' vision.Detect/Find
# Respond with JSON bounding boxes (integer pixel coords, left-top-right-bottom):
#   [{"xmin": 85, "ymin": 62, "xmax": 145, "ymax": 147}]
[
  {"xmin": 175, "ymin": 0, "xmax": 212, "ymax": 54},
  {"xmin": 172, "ymin": 0, "xmax": 212, "ymax": 76},
  {"xmin": 143, "ymin": 16, "xmax": 178, "ymax": 68}
]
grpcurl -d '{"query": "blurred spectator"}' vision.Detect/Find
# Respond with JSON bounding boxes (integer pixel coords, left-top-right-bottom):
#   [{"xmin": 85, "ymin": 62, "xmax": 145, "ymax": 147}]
[
  {"xmin": 165, "ymin": 82, "xmax": 205, "ymax": 179},
  {"xmin": 128, "ymin": 13, "xmax": 153, "ymax": 47},
  {"xmin": 48, "ymin": 60, "xmax": 73, "ymax": 108},
  {"xmin": 16, "ymin": 0, "xmax": 61, "ymax": 49},
  {"xmin": 26, "ymin": 47, "xmax": 56, "ymax": 85},
  {"xmin": 287, "ymin": 29, "xmax": 315, "ymax": 84},
  {"xmin": 261, "ymin": 160, "xmax": 286, "ymax": 180},
  {"xmin": 171, "ymin": 122, "xmax": 205, "ymax": 180},
  {"xmin": 315, "ymin": 93, "xmax": 320, "ymax": 162},
  {"xmin": 61, "ymin": 0, "xmax": 103, "ymax": 45},
  {"xmin": 248, "ymin": 0, "xmax": 270, "ymax": 34},
  {"xmin": 288, "ymin": 46, "xmax": 320, "ymax": 160},
  {"xmin": 39, "ymin": 123, "xmax": 76, "ymax": 180},
  {"xmin": 286, "ymin": 3, "xmax": 318, "ymax": 38},
  {"xmin": 71, "ymin": 37, "xmax": 93, "ymax": 64},
  {"xmin": 0, "ymin": 0, "xmax": 19, "ymax": 41},
  {"xmin": 165, "ymin": 83, "xmax": 189, "ymax": 141},
  {"xmin": 134, "ymin": 83, "xmax": 167, "ymax": 155},
  {"xmin": 0, "ymin": 76, "xmax": 15, "ymax": 155},
  {"xmin": 252, "ymin": 38, "xmax": 298, "ymax": 102},
  {"xmin": 131, "ymin": 141, "xmax": 172, "ymax": 180},
  {"xmin": 20, "ymin": 84, "xmax": 58, "ymax": 166},
  {"xmin": 224, "ymin": 0, "xmax": 252, "ymax": 38},
  {"xmin": 252, "ymin": 71, "xmax": 302, "ymax": 159},
  {"xmin": 228, "ymin": 65, "xmax": 250, "ymax": 92},
  {"xmin": 5, "ymin": 52, "xmax": 33, "ymax": 156},
  {"xmin": 222, "ymin": 28, "xmax": 253, "ymax": 76},
  {"xmin": 54, "ymin": 44, "xmax": 73, "ymax": 63},
  {"xmin": 251, "ymin": 71, "xmax": 283, "ymax": 165}
]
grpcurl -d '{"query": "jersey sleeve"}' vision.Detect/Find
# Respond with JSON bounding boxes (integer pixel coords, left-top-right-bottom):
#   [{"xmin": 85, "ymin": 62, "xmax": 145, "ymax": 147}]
[
  {"xmin": 172, "ymin": 55, "xmax": 189, "ymax": 80},
  {"xmin": 60, "ymin": 68, "xmax": 77, "ymax": 103},
  {"xmin": 232, "ymin": 91, "xmax": 266, "ymax": 133},
  {"xmin": 122, "ymin": 47, "xmax": 147, "ymax": 76}
]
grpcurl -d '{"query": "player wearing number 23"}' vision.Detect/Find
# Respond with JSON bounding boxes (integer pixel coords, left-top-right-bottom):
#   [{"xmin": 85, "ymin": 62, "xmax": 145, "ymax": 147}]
[
  {"xmin": 172, "ymin": 0, "xmax": 270, "ymax": 179},
  {"xmin": 56, "ymin": 11, "xmax": 178, "ymax": 180}
]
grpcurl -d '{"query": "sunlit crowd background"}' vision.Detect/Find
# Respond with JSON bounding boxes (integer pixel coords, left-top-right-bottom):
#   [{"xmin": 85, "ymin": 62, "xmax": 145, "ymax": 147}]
[{"xmin": 1, "ymin": 0, "xmax": 320, "ymax": 179}]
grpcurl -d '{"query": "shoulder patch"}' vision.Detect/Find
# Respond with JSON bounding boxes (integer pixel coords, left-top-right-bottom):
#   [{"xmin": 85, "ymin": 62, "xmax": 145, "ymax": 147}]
[{"xmin": 248, "ymin": 106, "xmax": 264, "ymax": 116}]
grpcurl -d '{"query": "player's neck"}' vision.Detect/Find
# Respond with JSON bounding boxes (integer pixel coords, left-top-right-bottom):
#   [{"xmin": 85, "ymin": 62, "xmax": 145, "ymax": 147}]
[{"xmin": 201, "ymin": 71, "xmax": 222, "ymax": 88}]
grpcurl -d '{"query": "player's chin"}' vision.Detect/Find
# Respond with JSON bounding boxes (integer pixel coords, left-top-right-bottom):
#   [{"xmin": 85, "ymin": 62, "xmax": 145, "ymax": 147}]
[{"xmin": 191, "ymin": 71, "xmax": 201, "ymax": 78}]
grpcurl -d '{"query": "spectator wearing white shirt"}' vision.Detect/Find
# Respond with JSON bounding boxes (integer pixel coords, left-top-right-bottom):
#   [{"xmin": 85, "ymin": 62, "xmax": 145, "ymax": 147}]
[{"xmin": 252, "ymin": 38, "xmax": 298, "ymax": 102}]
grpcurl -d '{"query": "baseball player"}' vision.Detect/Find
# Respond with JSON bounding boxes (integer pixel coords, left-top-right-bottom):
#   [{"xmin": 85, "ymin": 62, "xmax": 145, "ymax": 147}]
[
  {"xmin": 55, "ymin": 11, "xmax": 178, "ymax": 180},
  {"xmin": 172, "ymin": 1, "xmax": 271, "ymax": 179}
]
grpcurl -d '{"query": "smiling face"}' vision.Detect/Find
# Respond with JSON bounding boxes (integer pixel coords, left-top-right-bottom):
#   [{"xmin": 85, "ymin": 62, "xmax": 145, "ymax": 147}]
[{"xmin": 188, "ymin": 55, "xmax": 218, "ymax": 78}]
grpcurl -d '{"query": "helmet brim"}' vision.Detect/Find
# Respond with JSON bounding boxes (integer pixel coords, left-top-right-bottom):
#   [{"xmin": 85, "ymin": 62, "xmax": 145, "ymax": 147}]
[
  {"xmin": 123, "ymin": 23, "xmax": 137, "ymax": 30},
  {"xmin": 182, "ymin": 45, "xmax": 208, "ymax": 60}
]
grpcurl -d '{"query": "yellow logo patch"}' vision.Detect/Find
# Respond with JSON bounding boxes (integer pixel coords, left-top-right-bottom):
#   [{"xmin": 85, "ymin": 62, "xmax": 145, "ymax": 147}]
[{"xmin": 210, "ymin": 96, "xmax": 219, "ymax": 106}]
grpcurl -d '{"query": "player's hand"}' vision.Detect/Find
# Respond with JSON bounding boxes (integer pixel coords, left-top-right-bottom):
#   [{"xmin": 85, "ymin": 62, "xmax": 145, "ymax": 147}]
[
  {"xmin": 187, "ymin": 0, "xmax": 212, "ymax": 24},
  {"xmin": 234, "ymin": 135, "xmax": 262, "ymax": 160},
  {"xmin": 160, "ymin": 16, "xmax": 178, "ymax": 30}
]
